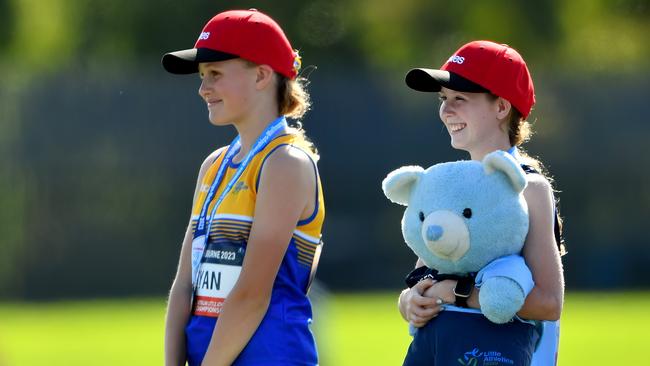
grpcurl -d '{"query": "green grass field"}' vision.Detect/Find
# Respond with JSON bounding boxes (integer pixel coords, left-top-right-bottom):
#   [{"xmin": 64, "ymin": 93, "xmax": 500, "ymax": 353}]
[{"xmin": 0, "ymin": 292, "xmax": 647, "ymax": 365}]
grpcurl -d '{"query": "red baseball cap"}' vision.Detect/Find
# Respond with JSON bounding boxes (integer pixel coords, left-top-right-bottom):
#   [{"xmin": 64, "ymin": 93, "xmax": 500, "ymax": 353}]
[
  {"xmin": 162, "ymin": 9, "xmax": 301, "ymax": 79},
  {"xmin": 405, "ymin": 40, "xmax": 535, "ymax": 119}
]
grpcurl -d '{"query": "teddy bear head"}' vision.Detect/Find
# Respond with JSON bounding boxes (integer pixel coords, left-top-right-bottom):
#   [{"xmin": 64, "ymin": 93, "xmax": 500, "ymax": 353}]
[{"xmin": 382, "ymin": 151, "xmax": 529, "ymax": 275}]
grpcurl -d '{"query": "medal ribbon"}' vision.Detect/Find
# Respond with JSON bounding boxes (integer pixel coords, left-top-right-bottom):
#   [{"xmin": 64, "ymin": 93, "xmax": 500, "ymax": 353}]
[{"xmin": 191, "ymin": 116, "xmax": 288, "ymax": 287}]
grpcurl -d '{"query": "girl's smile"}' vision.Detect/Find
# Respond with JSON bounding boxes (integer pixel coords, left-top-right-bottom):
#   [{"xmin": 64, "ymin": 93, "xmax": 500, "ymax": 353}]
[
  {"xmin": 447, "ymin": 122, "xmax": 467, "ymax": 133},
  {"xmin": 438, "ymin": 87, "xmax": 511, "ymax": 160}
]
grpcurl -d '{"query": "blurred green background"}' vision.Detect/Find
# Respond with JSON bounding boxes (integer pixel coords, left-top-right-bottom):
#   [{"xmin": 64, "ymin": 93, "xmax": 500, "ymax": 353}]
[
  {"xmin": 1, "ymin": 0, "xmax": 649, "ymax": 365},
  {"xmin": 1, "ymin": 292, "xmax": 649, "ymax": 365}
]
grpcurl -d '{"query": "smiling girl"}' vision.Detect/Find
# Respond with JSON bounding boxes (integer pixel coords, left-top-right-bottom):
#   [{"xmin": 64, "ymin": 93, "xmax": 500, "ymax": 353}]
[
  {"xmin": 398, "ymin": 40, "xmax": 565, "ymax": 365},
  {"xmin": 161, "ymin": 9, "xmax": 324, "ymax": 366}
]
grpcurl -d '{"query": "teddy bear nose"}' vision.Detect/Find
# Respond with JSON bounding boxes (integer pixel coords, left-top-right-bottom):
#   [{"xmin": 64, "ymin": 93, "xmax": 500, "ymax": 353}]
[
  {"xmin": 420, "ymin": 210, "xmax": 470, "ymax": 262},
  {"xmin": 426, "ymin": 225, "xmax": 444, "ymax": 241}
]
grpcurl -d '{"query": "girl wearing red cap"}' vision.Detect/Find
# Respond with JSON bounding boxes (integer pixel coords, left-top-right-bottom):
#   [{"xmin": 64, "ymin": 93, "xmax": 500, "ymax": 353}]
[
  {"xmin": 161, "ymin": 9, "xmax": 324, "ymax": 366},
  {"xmin": 398, "ymin": 40, "xmax": 565, "ymax": 365}
]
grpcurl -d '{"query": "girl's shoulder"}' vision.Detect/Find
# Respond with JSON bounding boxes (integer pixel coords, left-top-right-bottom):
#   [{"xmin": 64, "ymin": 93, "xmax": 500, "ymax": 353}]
[
  {"xmin": 195, "ymin": 146, "xmax": 229, "ymax": 184},
  {"xmin": 285, "ymin": 128, "xmax": 319, "ymax": 161},
  {"xmin": 200, "ymin": 146, "xmax": 229, "ymax": 169},
  {"xmin": 261, "ymin": 144, "xmax": 314, "ymax": 175},
  {"xmin": 522, "ymin": 173, "xmax": 556, "ymax": 225},
  {"xmin": 257, "ymin": 143, "xmax": 316, "ymax": 190},
  {"xmin": 520, "ymin": 164, "xmax": 554, "ymax": 198},
  {"xmin": 525, "ymin": 171, "xmax": 552, "ymax": 190}
]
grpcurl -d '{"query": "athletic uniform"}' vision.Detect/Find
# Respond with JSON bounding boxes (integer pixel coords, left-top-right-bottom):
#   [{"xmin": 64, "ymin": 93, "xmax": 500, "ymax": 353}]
[
  {"xmin": 404, "ymin": 310, "xmax": 538, "ymax": 366},
  {"xmin": 185, "ymin": 133, "xmax": 325, "ymax": 366},
  {"xmin": 403, "ymin": 256, "xmax": 538, "ymax": 366}
]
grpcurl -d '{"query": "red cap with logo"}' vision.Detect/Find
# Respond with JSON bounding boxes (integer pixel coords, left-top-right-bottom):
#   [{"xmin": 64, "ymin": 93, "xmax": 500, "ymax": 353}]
[
  {"xmin": 162, "ymin": 9, "xmax": 301, "ymax": 79},
  {"xmin": 405, "ymin": 40, "xmax": 535, "ymax": 119}
]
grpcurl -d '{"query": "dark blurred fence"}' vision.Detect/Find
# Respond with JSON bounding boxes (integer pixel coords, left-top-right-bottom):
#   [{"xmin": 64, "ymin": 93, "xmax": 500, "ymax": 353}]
[{"xmin": 1, "ymin": 67, "xmax": 648, "ymax": 299}]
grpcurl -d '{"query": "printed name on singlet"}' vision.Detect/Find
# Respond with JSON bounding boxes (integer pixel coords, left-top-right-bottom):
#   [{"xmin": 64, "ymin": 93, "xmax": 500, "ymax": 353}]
[{"xmin": 193, "ymin": 241, "xmax": 245, "ymax": 317}]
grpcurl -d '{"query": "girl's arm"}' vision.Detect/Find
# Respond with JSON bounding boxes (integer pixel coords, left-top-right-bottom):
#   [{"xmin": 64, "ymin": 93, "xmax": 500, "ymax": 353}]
[
  {"xmin": 165, "ymin": 149, "xmax": 224, "ymax": 366},
  {"xmin": 398, "ymin": 259, "xmax": 445, "ymax": 327},
  {"xmin": 200, "ymin": 146, "xmax": 315, "ymax": 366},
  {"xmin": 516, "ymin": 174, "xmax": 564, "ymax": 320},
  {"xmin": 397, "ymin": 258, "xmax": 467, "ymax": 327},
  {"xmin": 164, "ymin": 223, "xmax": 194, "ymax": 366}
]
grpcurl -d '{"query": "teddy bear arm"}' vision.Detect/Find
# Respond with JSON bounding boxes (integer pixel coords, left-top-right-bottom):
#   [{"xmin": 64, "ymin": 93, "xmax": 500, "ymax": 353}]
[{"xmin": 478, "ymin": 277, "xmax": 526, "ymax": 324}]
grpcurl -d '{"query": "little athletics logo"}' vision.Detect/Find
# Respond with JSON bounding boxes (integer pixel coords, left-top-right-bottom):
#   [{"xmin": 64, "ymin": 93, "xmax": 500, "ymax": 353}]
[{"xmin": 458, "ymin": 348, "xmax": 515, "ymax": 365}]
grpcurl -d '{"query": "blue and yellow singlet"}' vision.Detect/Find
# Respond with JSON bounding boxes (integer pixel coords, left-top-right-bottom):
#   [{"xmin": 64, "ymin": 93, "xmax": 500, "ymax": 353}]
[{"xmin": 185, "ymin": 132, "xmax": 325, "ymax": 366}]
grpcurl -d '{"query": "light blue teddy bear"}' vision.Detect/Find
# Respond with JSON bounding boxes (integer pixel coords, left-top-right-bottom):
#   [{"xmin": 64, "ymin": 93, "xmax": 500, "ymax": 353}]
[{"xmin": 383, "ymin": 150, "xmax": 533, "ymax": 324}]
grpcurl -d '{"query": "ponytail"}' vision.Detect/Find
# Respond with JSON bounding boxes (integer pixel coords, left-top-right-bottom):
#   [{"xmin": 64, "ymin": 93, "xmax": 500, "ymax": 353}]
[
  {"xmin": 277, "ymin": 75, "xmax": 311, "ymax": 120},
  {"xmin": 497, "ymin": 95, "xmax": 566, "ymax": 255},
  {"xmin": 277, "ymin": 74, "xmax": 319, "ymax": 159}
]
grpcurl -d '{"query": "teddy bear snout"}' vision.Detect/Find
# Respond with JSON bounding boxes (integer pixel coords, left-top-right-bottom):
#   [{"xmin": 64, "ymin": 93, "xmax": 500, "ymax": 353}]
[
  {"xmin": 420, "ymin": 211, "xmax": 470, "ymax": 262},
  {"xmin": 426, "ymin": 225, "xmax": 444, "ymax": 241}
]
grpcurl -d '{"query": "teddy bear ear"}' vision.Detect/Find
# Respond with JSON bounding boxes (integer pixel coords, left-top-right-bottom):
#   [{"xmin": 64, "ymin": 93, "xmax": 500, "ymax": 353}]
[
  {"xmin": 382, "ymin": 166, "xmax": 424, "ymax": 206},
  {"xmin": 483, "ymin": 151, "xmax": 528, "ymax": 193}
]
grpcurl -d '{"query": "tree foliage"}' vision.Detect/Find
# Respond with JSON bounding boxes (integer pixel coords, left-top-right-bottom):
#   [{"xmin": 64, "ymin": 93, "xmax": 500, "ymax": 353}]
[{"xmin": 1, "ymin": 0, "xmax": 648, "ymax": 75}]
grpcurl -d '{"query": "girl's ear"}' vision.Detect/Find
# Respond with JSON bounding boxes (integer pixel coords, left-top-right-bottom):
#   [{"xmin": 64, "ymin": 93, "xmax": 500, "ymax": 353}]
[
  {"xmin": 255, "ymin": 64, "xmax": 275, "ymax": 90},
  {"xmin": 495, "ymin": 97, "xmax": 513, "ymax": 121}
]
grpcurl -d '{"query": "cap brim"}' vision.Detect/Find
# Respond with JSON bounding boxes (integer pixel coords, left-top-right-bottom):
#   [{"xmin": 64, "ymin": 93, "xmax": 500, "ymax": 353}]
[
  {"xmin": 161, "ymin": 48, "xmax": 238, "ymax": 74},
  {"xmin": 405, "ymin": 68, "xmax": 488, "ymax": 93}
]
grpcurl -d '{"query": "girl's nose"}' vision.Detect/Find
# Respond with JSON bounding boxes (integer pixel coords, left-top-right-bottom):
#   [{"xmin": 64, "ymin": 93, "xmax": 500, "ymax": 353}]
[
  {"xmin": 198, "ymin": 79, "xmax": 211, "ymax": 99},
  {"xmin": 439, "ymin": 102, "xmax": 454, "ymax": 121}
]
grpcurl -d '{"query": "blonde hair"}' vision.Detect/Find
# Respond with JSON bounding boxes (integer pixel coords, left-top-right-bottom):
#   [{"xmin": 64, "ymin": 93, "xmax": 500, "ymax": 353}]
[
  {"xmin": 277, "ymin": 75, "xmax": 311, "ymax": 119},
  {"xmin": 240, "ymin": 59, "xmax": 312, "ymax": 119},
  {"xmin": 505, "ymin": 108, "xmax": 542, "ymax": 172},
  {"xmin": 487, "ymin": 94, "xmax": 542, "ymax": 173},
  {"xmin": 277, "ymin": 74, "xmax": 319, "ymax": 158},
  {"xmin": 242, "ymin": 59, "xmax": 318, "ymax": 157}
]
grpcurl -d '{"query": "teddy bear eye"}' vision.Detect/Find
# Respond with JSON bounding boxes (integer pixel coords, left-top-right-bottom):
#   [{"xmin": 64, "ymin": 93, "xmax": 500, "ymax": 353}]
[
  {"xmin": 462, "ymin": 208, "xmax": 472, "ymax": 219},
  {"xmin": 418, "ymin": 211, "xmax": 425, "ymax": 222}
]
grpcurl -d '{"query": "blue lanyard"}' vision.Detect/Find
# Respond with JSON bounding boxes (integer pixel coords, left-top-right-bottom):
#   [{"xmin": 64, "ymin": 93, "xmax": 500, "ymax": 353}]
[{"xmin": 192, "ymin": 116, "xmax": 288, "ymax": 286}]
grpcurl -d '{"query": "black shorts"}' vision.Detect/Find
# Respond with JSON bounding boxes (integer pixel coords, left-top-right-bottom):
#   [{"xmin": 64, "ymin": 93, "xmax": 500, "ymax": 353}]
[{"xmin": 403, "ymin": 310, "xmax": 538, "ymax": 366}]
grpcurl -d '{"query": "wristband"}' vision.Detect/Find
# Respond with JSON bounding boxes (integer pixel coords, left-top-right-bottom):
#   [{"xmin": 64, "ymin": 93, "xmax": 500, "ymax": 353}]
[{"xmin": 453, "ymin": 277, "xmax": 474, "ymax": 307}]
